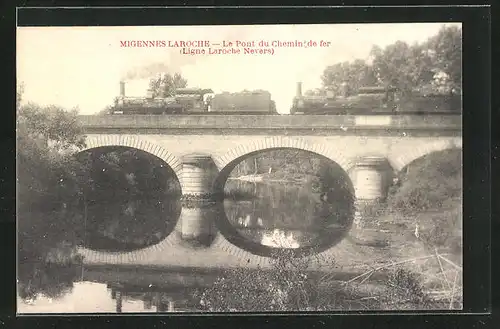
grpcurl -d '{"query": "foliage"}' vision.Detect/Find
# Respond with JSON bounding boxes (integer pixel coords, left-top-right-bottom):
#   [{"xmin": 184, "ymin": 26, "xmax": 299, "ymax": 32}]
[
  {"xmin": 321, "ymin": 25, "xmax": 462, "ymax": 97},
  {"xmin": 383, "ymin": 268, "xmax": 432, "ymax": 309},
  {"xmin": 424, "ymin": 25, "xmax": 462, "ymax": 94},
  {"xmin": 387, "ymin": 148, "xmax": 462, "ymax": 213},
  {"xmin": 370, "ymin": 41, "xmax": 435, "ymax": 96},
  {"xmin": 321, "ymin": 59, "xmax": 379, "ymax": 95},
  {"xmin": 196, "ymin": 250, "xmax": 338, "ymax": 312},
  {"xmin": 385, "ymin": 148, "xmax": 462, "ymax": 255},
  {"xmin": 148, "ymin": 72, "xmax": 188, "ymax": 98},
  {"xmin": 17, "ymin": 87, "xmax": 88, "ymax": 300}
]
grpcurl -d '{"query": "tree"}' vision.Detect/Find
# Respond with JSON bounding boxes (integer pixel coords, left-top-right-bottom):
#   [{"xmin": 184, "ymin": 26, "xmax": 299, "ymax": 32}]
[
  {"xmin": 320, "ymin": 25, "xmax": 462, "ymax": 98},
  {"xmin": 321, "ymin": 59, "xmax": 378, "ymax": 94},
  {"xmin": 369, "ymin": 26, "xmax": 461, "ymax": 96},
  {"xmin": 148, "ymin": 72, "xmax": 188, "ymax": 98},
  {"xmin": 423, "ymin": 25, "xmax": 462, "ymax": 94},
  {"xmin": 17, "ymin": 86, "xmax": 88, "ymax": 300},
  {"xmin": 370, "ymin": 41, "xmax": 435, "ymax": 96}
]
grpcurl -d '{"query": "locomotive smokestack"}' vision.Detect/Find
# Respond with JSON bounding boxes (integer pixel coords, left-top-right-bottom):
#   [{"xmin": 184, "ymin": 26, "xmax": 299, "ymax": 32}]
[
  {"xmin": 119, "ymin": 81, "xmax": 125, "ymax": 97},
  {"xmin": 296, "ymin": 82, "xmax": 302, "ymax": 97}
]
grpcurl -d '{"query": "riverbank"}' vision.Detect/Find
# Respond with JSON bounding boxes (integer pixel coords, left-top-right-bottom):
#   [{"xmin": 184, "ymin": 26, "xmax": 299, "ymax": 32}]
[{"xmin": 337, "ymin": 204, "xmax": 463, "ymax": 309}]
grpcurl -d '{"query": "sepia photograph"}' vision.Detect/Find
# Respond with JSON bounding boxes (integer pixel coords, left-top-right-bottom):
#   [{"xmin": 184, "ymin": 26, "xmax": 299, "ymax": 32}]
[{"xmin": 16, "ymin": 22, "xmax": 463, "ymax": 313}]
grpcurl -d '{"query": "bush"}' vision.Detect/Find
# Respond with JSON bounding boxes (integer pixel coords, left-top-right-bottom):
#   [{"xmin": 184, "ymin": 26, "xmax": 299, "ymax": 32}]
[
  {"xmin": 387, "ymin": 148, "xmax": 462, "ymax": 214},
  {"xmin": 383, "ymin": 268, "xmax": 432, "ymax": 309},
  {"xmin": 385, "ymin": 148, "xmax": 462, "ymax": 254},
  {"xmin": 195, "ymin": 250, "xmax": 336, "ymax": 312}
]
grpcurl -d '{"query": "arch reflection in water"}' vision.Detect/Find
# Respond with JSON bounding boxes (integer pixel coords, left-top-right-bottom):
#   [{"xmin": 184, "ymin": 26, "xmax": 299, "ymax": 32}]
[
  {"xmin": 85, "ymin": 198, "xmax": 182, "ymax": 252},
  {"xmin": 218, "ymin": 149, "xmax": 355, "ymax": 257}
]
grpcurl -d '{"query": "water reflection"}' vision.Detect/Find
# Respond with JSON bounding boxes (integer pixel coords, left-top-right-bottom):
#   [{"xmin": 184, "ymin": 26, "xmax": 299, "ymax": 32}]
[
  {"xmin": 107, "ymin": 283, "xmax": 202, "ymax": 313},
  {"xmin": 17, "ymin": 280, "xmax": 205, "ymax": 313},
  {"xmin": 17, "ymin": 281, "xmax": 191, "ymax": 313},
  {"xmin": 177, "ymin": 200, "xmax": 218, "ymax": 248},
  {"xmin": 223, "ymin": 178, "xmax": 354, "ymax": 252},
  {"xmin": 84, "ymin": 197, "xmax": 182, "ymax": 252}
]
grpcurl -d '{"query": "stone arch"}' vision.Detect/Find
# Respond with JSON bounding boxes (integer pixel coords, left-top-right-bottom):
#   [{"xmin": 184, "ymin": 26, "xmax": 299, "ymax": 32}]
[
  {"xmin": 389, "ymin": 137, "xmax": 462, "ymax": 172},
  {"xmin": 83, "ymin": 135, "xmax": 183, "ymax": 182},
  {"xmin": 212, "ymin": 136, "xmax": 354, "ymax": 179}
]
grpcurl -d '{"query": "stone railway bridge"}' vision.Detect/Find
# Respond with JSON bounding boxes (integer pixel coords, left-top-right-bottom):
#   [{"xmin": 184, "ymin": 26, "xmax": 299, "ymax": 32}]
[{"xmin": 75, "ymin": 114, "xmax": 462, "ymax": 276}]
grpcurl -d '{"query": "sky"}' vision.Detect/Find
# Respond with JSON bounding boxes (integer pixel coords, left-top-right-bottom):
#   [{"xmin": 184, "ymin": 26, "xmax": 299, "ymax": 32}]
[{"xmin": 17, "ymin": 23, "xmax": 460, "ymax": 115}]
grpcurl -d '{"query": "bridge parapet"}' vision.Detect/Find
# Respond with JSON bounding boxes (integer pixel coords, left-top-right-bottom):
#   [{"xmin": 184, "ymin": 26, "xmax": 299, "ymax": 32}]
[{"xmin": 78, "ymin": 114, "xmax": 462, "ymax": 133}]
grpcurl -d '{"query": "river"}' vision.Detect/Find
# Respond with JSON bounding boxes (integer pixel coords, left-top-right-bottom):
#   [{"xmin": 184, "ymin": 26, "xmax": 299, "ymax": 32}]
[{"xmin": 223, "ymin": 179, "xmax": 354, "ymax": 249}]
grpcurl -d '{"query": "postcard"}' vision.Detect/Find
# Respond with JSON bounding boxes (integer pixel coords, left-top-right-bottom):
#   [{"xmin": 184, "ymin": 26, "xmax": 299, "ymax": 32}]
[{"xmin": 17, "ymin": 22, "xmax": 463, "ymax": 314}]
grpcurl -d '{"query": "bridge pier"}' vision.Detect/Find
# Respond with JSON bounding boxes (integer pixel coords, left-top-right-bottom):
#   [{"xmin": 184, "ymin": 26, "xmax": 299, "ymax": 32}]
[
  {"xmin": 180, "ymin": 154, "xmax": 218, "ymax": 246},
  {"xmin": 351, "ymin": 156, "xmax": 391, "ymax": 203},
  {"xmin": 350, "ymin": 156, "xmax": 392, "ymax": 245},
  {"xmin": 181, "ymin": 154, "xmax": 218, "ymax": 197}
]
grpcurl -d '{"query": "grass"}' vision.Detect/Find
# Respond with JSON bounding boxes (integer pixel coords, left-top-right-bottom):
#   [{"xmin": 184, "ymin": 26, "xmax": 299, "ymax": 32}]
[{"xmin": 343, "ymin": 199, "xmax": 462, "ymax": 310}]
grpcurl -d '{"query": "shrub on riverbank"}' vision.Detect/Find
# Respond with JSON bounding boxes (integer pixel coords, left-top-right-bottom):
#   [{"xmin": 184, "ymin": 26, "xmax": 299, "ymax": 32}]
[
  {"xmin": 384, "ymin": 148, "xmax": 462, "ymax": 253},
  {"xmin": 195, "ymin": 250, "xmax": 333, "ymax": 312},
  {"xmin": 387, "ymin": 148, "xmax": 462, "ymax": 214}
]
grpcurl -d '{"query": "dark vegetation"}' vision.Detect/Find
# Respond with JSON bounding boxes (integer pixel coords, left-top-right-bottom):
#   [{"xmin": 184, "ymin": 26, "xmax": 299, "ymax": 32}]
[{"xmin": 17, "ymin": 86, "xmax": 87, "ymax": 300}]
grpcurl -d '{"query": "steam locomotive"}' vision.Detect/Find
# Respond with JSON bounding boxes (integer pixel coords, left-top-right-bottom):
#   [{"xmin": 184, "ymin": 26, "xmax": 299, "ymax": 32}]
[
  {"xmin": 110, "ymin": 81, "xmax": 277, "ymax": 115},
  {"xmin": 110, "ymin": 80, "xmax": 461, "ymax": 116},
  {"xmin": 290, "ymin": 82, "xmax": 461, "ymax": 115}
]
